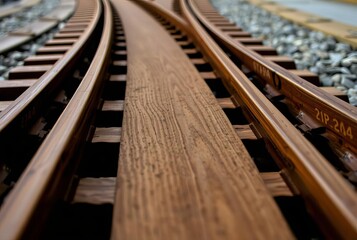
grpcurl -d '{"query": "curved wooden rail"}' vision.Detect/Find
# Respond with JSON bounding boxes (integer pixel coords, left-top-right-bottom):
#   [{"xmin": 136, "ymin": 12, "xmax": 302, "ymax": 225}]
[
  {"xmin": 181, "ymin": 0, "xmax": 357, "ymax": 237},
  {"xmin": 136, "ymin": 0, "xmax": 357, "ymax": 238},
  {"xmin": 0, "ymin": 0, "xmax": 100, "ymax": 165},
  {"xmin": 188, "ymin": 0, "xmax": 357, "ymax": 157},
  {"xmin": 112, "ymin": 0, "xmax": 294, "ymax": 239},
  {"xmin": 0, "ymin": 0, "xmax": 113, "ymax": 238}
]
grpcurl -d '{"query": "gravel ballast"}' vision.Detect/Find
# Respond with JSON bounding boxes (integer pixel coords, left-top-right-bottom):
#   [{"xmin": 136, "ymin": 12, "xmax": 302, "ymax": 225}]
[
  {"xmin": 0, "ymin": 0, "xmax": 61, "ymax": 80},
  {"xmin": 211, "ymin": 0, "xmax": 357, "ymax": 106}
]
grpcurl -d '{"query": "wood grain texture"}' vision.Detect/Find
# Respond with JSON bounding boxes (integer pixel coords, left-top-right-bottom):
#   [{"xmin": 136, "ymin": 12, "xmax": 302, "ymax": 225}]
[
  {"xmin": 92, "ymin": 127, "xmax": 121, "ymax": 143},
  {"xmin": 233, "ymin": 124, "xmax": 257, "ymax": 140},
  {"xmin": 73, "ymin": 177, "xmax": 116, "ymax": 204},
  {"xmin": 260, "ymin": 172, "xmax": 293, "ymax": 197},
  {"xmin": 182, "ymin": 0, "xmax": 357, "ymax": 237},
  {"xmin": 111, "ymin": 1, "xmax": 293, "ymax": 239},
  {"xmin": 0, "ymin": 101, "xmax": 12, "ymax": 111},
  {"xmin": 102, "ymin": 100, "xmax": 124, "ymax": 111},
  {"xmin": 216, "ymin": 97, "xmax": 236, "ymax": 109}
]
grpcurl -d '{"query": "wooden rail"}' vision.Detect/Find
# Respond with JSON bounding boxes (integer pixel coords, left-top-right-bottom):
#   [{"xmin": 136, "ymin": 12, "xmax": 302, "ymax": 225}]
[
  {"xmin": 111, "ymin": 0, "xmax": 293, "ymax": 239},
  {"xmin": 0, "ymin": 0, "xmax": 100, "ymax": 162},
  {"xmin": 0, "ymin": 0, "xmax": 111, "ymax": 238},
  {"xmin": 0, "ymin": 0, "xmax": 355, "ymax": 238},
  {"xmin": 189, "ymin": 0, "xmax": 357, "ymax": 159},
  {"xmin": 131, "ymin": 0, "xmax": 357, "ymax": 238}
]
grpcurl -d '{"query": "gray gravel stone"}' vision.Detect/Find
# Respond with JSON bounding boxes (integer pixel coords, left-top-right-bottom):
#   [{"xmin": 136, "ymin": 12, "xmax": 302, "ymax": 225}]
[
  {"xmin": 331, "ymin": 74, "xmax": 342, "ymax": 83},
  {"xmin": 10, "ymin": 51, "xmax": 24, "ymax": 61},
  {"xmin": 0, "ymin": 0, "xmax": 63, "ymax": 80},
  {"xmin": 350, "ymin": 64, "xmax": 357, "ymax": 75},
  {"xmin": 0, "ymin": 0, "xmax": 60, "ymax": 38},
  {"xmin": 341, "ymin": 76, "xmax": 356, "ymax": 89},
  {"xmin": 0, "ymin": 65, "xmax": 7, "ymax": 75},
  {"xmin": 212, "ymin": 0, "xmax": 357, "ymax": 105},
  {"xmin": 320, "ymin": 74, "xmax": 333, "ymax": 86}
]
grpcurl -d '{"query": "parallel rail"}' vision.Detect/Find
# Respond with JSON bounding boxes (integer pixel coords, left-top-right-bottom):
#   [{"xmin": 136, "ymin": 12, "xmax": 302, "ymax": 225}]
[
  {"xmin": 190, "ymin": 0, "xmax": 357, "ymax": 160},
  {"xmin": 0, "ymin": 0, "xmax": 110, "ymax": 238},
  {"xmin": 0, "ymin": 0, "xmax": 100, "ymax": 155},
  {"xmin": 182, "ymin": 0, "xmax": 357, "ymax": 237},
  {"xmin": 136, "ymin": 0, "xmax": 357, "ymax": 238},
  {"xmin": 0, "ymin": 0, "xmax": 355, "ymax": 238}
]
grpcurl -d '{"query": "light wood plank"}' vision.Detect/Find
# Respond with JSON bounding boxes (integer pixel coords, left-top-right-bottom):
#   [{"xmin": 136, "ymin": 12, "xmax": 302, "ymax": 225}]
[
  {"xmin": 24, "ymin": 54, "xmax": 62, "ymax": 65},
  {"xmin": 72, "ymin": 177, "xmax": 116, "ymax": 204},
  {"xmin": 92, "ymin": 127, "xmax": 121, "ymax": 143},
  {"xmin": 0, "ymin": 101, "xmax": 12, "ymax": 111},
  {"xmin": 110, "ymin": 74, "xmax": 126, "ymax": 82},
  {"xmin": 216, "ymin": 97, "xmax": 236, "ymax": 109},
  {"xmin": 233, "ymin": 124, "xmax": 258, "ymax": 140},
  {"xmin": 8, "ymin": 65, "xmax": 52, "ymax": 79},
  {"xmin": 102, "ymin": 100, "xmax": 124, "ymax": 111},
  {"xmin": 320, "ymin": 86, "xmax": 349, "ymax": 102},
  {"xmin": 199, "ymin": 71, "xmax": 217, "ymax": 79},
  {"xmin": 111, "ymin": 1, "xmax": 293, "ymax": 239},
  {"xmin": 260, "ymin": 172, "xmax": 293, "ymax": 197}
]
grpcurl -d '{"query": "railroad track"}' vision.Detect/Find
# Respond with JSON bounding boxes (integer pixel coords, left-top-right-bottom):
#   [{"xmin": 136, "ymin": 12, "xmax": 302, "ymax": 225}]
[{"xmin": 0, "ymin": 0, "xmax": 355, "ymax": 239}]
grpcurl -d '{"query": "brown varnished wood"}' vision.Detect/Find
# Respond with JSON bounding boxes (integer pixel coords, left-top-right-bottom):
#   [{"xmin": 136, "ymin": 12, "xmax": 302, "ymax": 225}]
[
  {"xmin": 0, "ymin": 0, "xmax": 100, "ymax": 132},
  {"xmin": 180, "ymin": 0, "xmax": 357, "ymax": 237},
  {"xmin": 190, "ymin": 0, "xmax": 357, "ymax": 153},
  {"xmin": 45, "ymin": 38, "xmax": 77, "ymax": 46},
  {"xmin": 264, "ymin": 55, "xmax": 296, "ymax": 69},
  {"xmin": 0, "ymin": 0, "xmax": 109, "ymax": 239},
  {"xmin": 225, "ymin": 31, "xmax": 252, "ymax": 38},
  {"xmin": 111, "ymin": 1, "xmax": 293, "ymax": 239},
  {"xmin": 110, "ymin": 74, "xmax": 126, "ymax": 82},
  {"xmin": 53, "ymin": 32, "xmax": 82, "ymax": 39},
  {"xmin": 234, "ymin": 37, "xmax": 263, "ymax": 45},
  {"xmin": 321, "ymin": 87, "xmax": 349, "ymax": 102},
  {"xmin": 92, "ymin": 127, "xmax": 121, "ymax": 143},
  {"xmin": 0, "ymin": 101, "xmax": 12, "ymax": 111},
  {"xmin": 289, "ymin": 69, "xmax": 320, "ymax": 85},
  {"xmin": 246, "ymin": 45, "xmax": 278, "ymax": 55},
  {"xmin": 260, "ymin": 172, "xmax": 293, "ymax": 197},
  {"xmin": 35, "ymin": 46, "xmax": 71, "ymax": 55},
  {"xmin": 216, "ymin": 97, "xmax": 236, "ymax": 109},
  {"xmin": 199, "ymin": 71, "xmax": 217, "ymax": 79},
  {"xmin": 72, "ymin": 177, "xmax": 116, "ymax": 204},
  {"xmin": 233, "ymin": 124, "xmax": 258, "ymax": 140},
  {"xmin": 102, "ymin": 100, "xmax": 124, "ymax": 111},
  {"xmin": 0, "ymin": 80, "xmax": 36, "ymax": 100},
  {"xmin": 8, "ymin": 65, "xmax": 52, "ymax": 79},
  {"xmin": 24, "ymin": 54, "xmax": 63, "ymax": 65}
]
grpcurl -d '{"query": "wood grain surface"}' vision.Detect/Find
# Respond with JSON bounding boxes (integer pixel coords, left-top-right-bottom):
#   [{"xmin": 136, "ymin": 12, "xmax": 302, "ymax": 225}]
[{"xmin": 111, "ymin": 1, "xmax": 293, "ymax": 239}]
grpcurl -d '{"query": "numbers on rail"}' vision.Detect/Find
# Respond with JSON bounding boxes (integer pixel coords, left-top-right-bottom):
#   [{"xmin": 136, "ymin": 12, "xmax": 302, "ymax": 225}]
[{"xmin": 314, "ymin": 108, "xmax": 353, "ymax": 140}]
